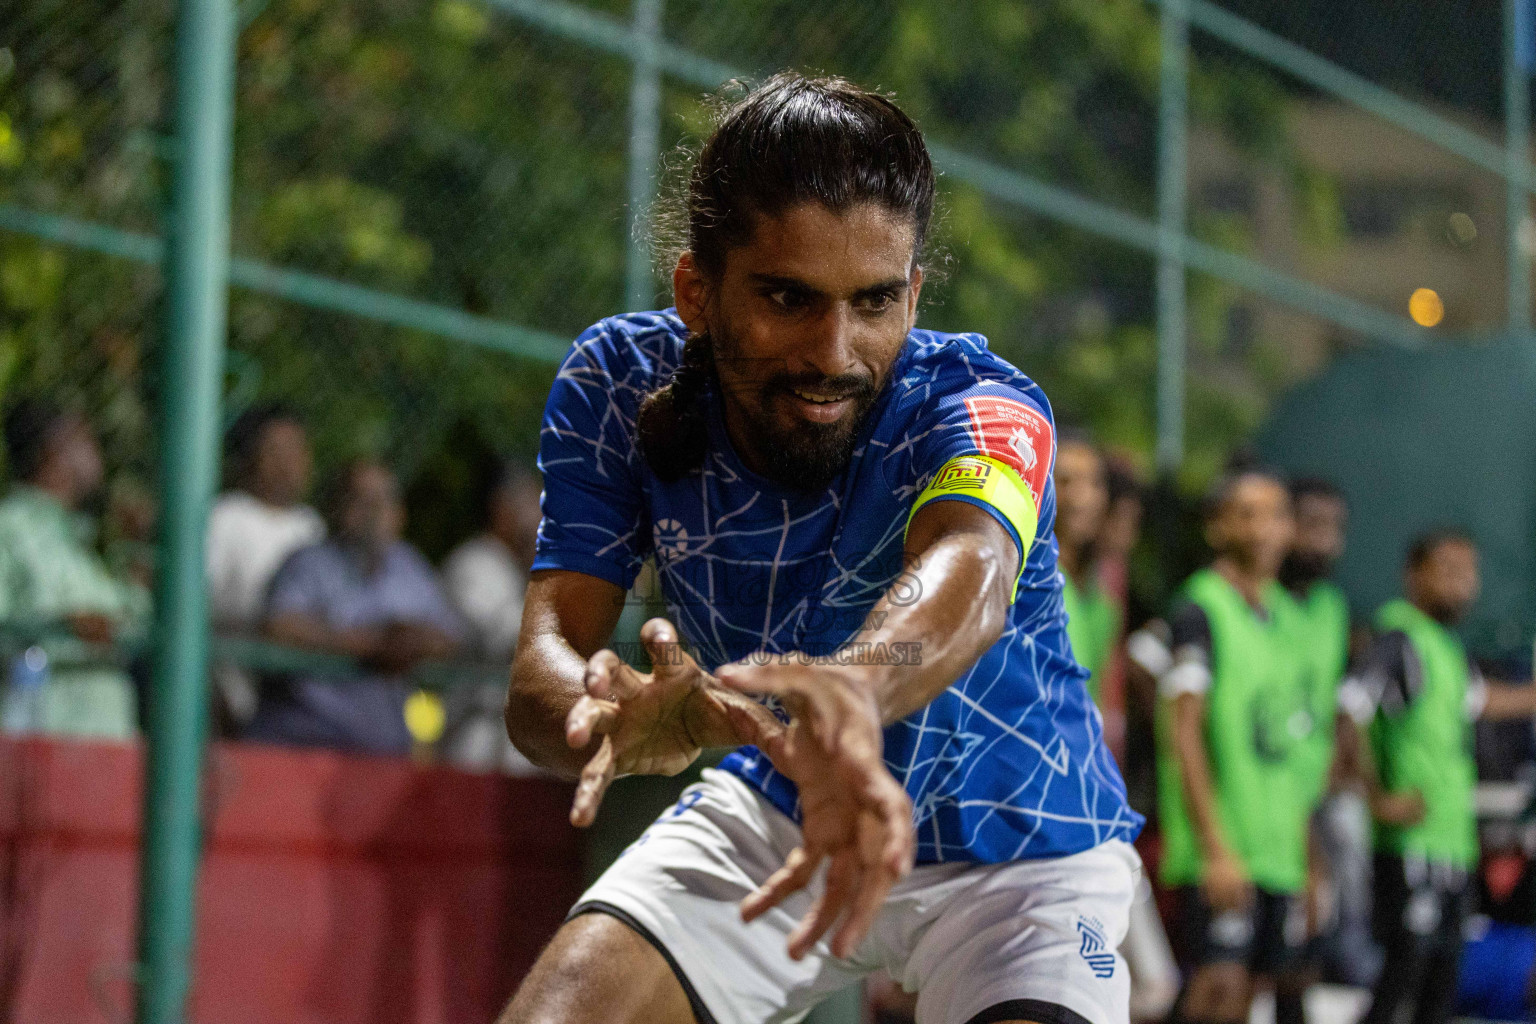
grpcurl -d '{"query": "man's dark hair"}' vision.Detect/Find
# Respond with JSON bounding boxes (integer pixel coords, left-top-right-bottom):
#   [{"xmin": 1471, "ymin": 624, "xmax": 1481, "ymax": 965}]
[
  {"xmin": 319, "ymin": 458, "xmax": 391, "ymax": 530},
  {"xmin": 1406, "ymin": 527, "xmax": 1475, "ymax": 570},
  {"xmin": 1289, "ymin": 476, "xmax": 1346, "ymax": 508},
  {"xmin": 4, "ymin": 398, "xmax": 70, "ymax": 483},
  {"xmin": 224, "ymin": 402, "xmax": 303, "ymax": 486},
  {"xmin": 476, "ymin": 459, "xmax": 538, "ymax": 523},
  {"xmin": 1202, "ymin": 466, "xmax": 1287, "ymax": 523},
  {"xmin": 1055, "ymin": 425, "xmax": 1099, "ymax": 455},
  {"xmin": 1105, "ymin": 458, "xmax": 1146, "ymax": 509},
  {"xmin": 637, "ymin": 72, "xmax": 937, "ymax": 482}
]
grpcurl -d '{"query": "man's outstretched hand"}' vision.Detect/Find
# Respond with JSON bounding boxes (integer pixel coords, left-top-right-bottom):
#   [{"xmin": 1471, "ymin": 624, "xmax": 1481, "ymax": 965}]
[
  {"xmin": 563, "ymin": 618, "xmax": 780, "ymax": 827},
  {"xmin": 716, "ymin": 658, "xmax": 915, "ymax": 961}
]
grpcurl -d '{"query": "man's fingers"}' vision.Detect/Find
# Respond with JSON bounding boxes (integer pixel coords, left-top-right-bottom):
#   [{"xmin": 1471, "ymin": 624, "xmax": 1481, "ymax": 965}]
[
  {"xmin": 871, "ymin": 783, "xmax": 916, "ymax": 876},
  {"xmin": 716, "ymin": 662, "xmax": 796, "ymax": 699},
  {"xmin": 586, "ymin": 649, "xmax": 647, "ymax": 703},
  {"xmin": 831, "ymin": 865, "xmax": 890, "ymax": 960},
  {"xmin": 741, "ymin": 845, "xmax": 820, "ymax": 924},
  {"xmin": 833, "ymin": 812, "xmax": 909, "ymax": 958},
  {"xmin": 583, "ymin": 649, "xmax": 625, "ymax": 700},
  {"xmin": 570, "ymin": 734, "xmax": 616, "ymax": 828},
  {"xmin": 718, "ymin": 689, "xmax": 786, "ymax": 749},
  {"xmin": 787, "ymin": 850, "xmax": 858, "ymax": 961},
  {"xmin": 565, "ymin": 695, "xmax": 618, "ymax": 749},
  {"xmin": 640, "ymin": 618, "xmax": 692, "ymax": 680}
]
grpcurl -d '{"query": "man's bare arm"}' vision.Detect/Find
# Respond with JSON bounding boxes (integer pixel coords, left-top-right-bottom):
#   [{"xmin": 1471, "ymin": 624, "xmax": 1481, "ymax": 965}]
[
  {"xmin": 506, "ymin": 569, "xmax": 782, "ymax": 800},
  {"xmin": 504, "ymin": 570, "xmax": 627, "ymax": 778},
  {"xmin": 1340, "ymin": 717, "xmax": 1425, "ymax": 825},
  {"xmin": 713, "ymin": 499, "xmax": 1017, "ymax": 958},
  {"xmin": 266, "ymin": 612, "xmax": 383, "ymax": 661},
  {"xmin": 1170, "ymin": 691, "xmax": 1251, "ymax": 909},
  {"xmin": 1480, "ymin": 681, "xmax": 1536, "ymax": 720},
  {"xmin": 852, "ymin": 498, "xmax": 1019, "ymax": 723},
  {"xmin": 1170, "ymin": 692, "xmax": 1226, "ymax": 863}
]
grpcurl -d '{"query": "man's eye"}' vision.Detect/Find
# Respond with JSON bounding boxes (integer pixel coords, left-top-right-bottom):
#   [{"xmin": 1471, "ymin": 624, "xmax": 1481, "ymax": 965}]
[
  {"xmin": 858, "ymin": 292, "xmax": 897, "ymax": 313},
  {"xmin": 768, "ymin": 290, "xmax": 806, "ymax": 310}
]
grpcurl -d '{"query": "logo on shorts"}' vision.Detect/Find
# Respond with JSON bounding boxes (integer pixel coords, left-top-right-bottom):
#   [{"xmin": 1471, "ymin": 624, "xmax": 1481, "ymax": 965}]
[{"xmin": 1076, "ymin": 915, "xmax": 1116, "ymax": 979}]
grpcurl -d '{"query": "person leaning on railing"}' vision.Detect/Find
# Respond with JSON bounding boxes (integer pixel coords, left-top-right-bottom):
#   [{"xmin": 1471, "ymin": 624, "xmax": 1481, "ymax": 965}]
[
  {"xmin": 441, "ymin": 460, "xmax": 543, "ymax": 773},
  {"xmin": 0, "ymin": 398, "xmax": 147, "ymax": 739},
  {"xmin": 244, "ymin": 459, "xmax": 465, "ymax": 757},
  {"xmin": 206, "ymin": 403, "xmax": 324, "ymax": 733}
]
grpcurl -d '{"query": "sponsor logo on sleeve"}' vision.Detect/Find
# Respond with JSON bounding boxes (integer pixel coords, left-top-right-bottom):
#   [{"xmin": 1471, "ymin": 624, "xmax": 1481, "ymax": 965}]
[
  {"xmin": 962, "ymin": 396, "xmax": 1053, "ymax": 503},
  {"xmin": 931, "ymin": 457, "xmax": 993, "ymax": 493}
]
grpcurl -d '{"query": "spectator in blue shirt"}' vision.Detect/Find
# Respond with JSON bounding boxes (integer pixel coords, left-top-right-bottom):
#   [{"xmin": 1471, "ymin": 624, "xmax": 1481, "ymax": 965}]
[{"xmin": 246, "ymin": 460, "xmax": 463, "ymax": 756}]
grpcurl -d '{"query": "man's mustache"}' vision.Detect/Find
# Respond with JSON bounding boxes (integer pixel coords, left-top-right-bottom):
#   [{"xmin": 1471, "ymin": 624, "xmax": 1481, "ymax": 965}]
[{"xmin": 760, "ymin": 372, "xmax": 875, "ymax": 402}]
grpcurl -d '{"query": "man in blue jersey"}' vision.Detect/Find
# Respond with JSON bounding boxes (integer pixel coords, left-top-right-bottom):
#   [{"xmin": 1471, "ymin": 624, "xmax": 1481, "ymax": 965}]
[{"xmin": 498, "ymin": 74, "xmax": 1142, "ymax": 1024}]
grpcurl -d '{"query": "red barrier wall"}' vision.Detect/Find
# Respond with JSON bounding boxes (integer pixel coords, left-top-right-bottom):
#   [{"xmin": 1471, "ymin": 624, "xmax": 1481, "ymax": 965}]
[{"xmin": 0, "ymin": 737, "xmax": 581, "ymax": 1024}]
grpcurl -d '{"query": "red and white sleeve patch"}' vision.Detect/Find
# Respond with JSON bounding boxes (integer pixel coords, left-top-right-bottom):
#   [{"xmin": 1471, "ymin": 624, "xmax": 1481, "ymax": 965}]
[{"xmin": 961, "ymin": 395, "xmax": 1054, "ymax": 502}]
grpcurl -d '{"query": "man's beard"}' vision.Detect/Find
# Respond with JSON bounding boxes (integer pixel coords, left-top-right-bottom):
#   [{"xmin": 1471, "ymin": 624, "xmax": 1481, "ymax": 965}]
[
  {"xmin": 1279, "ymin": 550, "xmax": 1334, "ymax": 592},
  {"xmin": 713, "ymin": 332, "xmax": 882, "ymax": 493},
  {"xmin": 1424, "ymin": 598, "xmax": 1470, "ymax": 627}
]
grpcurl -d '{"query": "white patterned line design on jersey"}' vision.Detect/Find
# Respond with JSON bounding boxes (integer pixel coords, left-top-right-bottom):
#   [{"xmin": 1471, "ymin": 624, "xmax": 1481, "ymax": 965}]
[{"xmin": 532, "ymin": 310, "xmax": 1142, "ymax": 864}]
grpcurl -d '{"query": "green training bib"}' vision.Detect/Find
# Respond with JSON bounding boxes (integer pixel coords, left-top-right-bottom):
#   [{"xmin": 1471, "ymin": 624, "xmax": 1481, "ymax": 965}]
[
  {"xmin": 1064, "ymin": 573, "xmax": 1120, "ymax": 706},
  {"xmin": 1280, "ymin": 581, "xmax": 1350, "ymax": 806},
  {"xmin": 1157, "ymin": 568, "xmax": 1312, "ymax": 893},
  {"xmin": 1368, "ymin": 599, "xmax": 1478, "ymax": 869}
]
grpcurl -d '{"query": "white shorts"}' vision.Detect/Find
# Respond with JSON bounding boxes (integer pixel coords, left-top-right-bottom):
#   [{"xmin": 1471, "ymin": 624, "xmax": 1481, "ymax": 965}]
[{"xmin": 574, "ymin": 769, "xmax": 1141, "ymax": 1024}]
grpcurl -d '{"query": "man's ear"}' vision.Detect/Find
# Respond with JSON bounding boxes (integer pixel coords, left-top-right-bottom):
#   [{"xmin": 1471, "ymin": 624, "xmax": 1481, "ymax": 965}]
[
  {"xmin": 906, "ymin": 265, "xmax": 925, "ymax": 330},
  {"xmin": 673, "ymin": 251, "xmax": 710, "ymax": 334}
]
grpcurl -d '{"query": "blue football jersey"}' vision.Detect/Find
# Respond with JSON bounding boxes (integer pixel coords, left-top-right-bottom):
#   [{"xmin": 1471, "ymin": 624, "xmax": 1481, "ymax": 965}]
[{"xmin": 533, "ymin": 310, "xmax": 1142, "ymax": 863}]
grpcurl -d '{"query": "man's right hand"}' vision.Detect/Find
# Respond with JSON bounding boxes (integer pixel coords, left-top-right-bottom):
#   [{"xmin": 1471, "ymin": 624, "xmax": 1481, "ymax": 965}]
[
  {"xmin": 563, "ymin": 618, "xmax": 781, "ymax": 827},
  {"xmin": 1203, "ymin": 845, "xmax": 1253, "ymax": 913},
  {"xmin": 1370, "ymin": 788, "xmax": 1427, "ymax": 826},
  {"xmin": 67, "ymin": 612, "xmax": 116, "ymax": 646}
]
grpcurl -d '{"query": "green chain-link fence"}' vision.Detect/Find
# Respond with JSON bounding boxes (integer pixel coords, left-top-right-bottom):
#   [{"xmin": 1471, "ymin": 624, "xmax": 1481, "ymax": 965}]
[{"xmin": 5, "ymin": 0, "xmax": 1536, "ymax": 1018}]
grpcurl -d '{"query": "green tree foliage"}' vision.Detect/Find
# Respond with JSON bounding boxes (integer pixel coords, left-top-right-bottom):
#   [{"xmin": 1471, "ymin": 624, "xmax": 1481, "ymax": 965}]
[{"xmin": 0, "ymin": 0, "xmax": 1314, "ymax": 545}]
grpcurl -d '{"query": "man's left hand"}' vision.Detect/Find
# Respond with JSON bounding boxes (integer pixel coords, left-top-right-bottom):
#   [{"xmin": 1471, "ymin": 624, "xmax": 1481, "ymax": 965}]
[{"xmin": 716, "ymin": 658, "xmax": 914, "ymax": 961}]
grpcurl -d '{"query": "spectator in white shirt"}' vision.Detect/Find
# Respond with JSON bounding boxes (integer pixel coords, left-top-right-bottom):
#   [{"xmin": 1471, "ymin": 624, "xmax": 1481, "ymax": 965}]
[
  {"xmin": 206, "ymin": 404, "xmax": 324, "ymax": 729},
  {"xmin": 441, "ymin": 461, "xmax": 541, "ymax": 772}
]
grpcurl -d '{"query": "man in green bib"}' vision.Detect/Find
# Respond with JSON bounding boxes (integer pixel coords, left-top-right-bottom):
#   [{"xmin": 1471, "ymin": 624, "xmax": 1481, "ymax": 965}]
[
  {"xmin": 1340, "ymin": 530, "xmax": 1536, "ymax": 1024},
  {"xmin": 1274, "ymin": 478, "xmax": 1356, "ymax": 1020},
  {"xmin": 1157, "ymin": 470, "xmax": 1313, "ymax": 1024},
  {"xmin": 1279, "ymin": 479, "xmax": 1352, "ymax": 823},
  {"xmin": 1054, "ymin": 433, "xmax": 1119, "ymax": 703},
  {"xmin": 1056, "ymin": 434, "xmax": 1181, "ymax": 1022}
]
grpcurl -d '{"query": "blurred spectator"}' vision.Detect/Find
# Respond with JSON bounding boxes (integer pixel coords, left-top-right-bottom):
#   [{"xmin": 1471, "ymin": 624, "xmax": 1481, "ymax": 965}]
[
  {"xmin": 0, "ymin": 399, "xmax": 147, "ymax": 738},
  {"xmin": 208, "ymin": 404, "xmax": 323, "ymax": 632},
  {"xmin": 1099, "ymin": 456, "xmax": 1149, "ymax": 772},
  {"xmin": 246, "ymin": 460, "xmax": 463, "ymax": 756},
  {"xmin": 1097, "ymin": 455, "xmax": 1147, "ymax": 609},
  {"xmin": 206, "ymin": 404, "xmax": 324, "ymax": 729},
  {"xmin": 1054, "ymin": 432, "xmax": 1116, "ymax": 702},
  {"xmin": 1156, "ymin": 470, "xmax": 1310, "ymax": 1024},
  {"xmin": 440, "ymin": 462, "xmax": 541, "ymax": 773},
  {"xmin": 1341, "ymin": 530, "xmax": 1536, "ymax": 1024},
  {"xmin": 443, "ymin": 462, "xmax": 539, "ymax": 663},
  {"xmin": 1276, "ymin": 478, "xmax": 1372, "ymax": 993},
  {"xmin": 1055, "ymin": 435, "xmax": 1178, "ymax": 1021}
]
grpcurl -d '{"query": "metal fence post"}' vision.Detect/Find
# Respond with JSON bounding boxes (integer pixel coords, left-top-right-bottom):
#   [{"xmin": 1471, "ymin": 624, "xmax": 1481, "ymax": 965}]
[
  {"xmin": 624, "ymin": 0, "xmax": 665, "ymax": 310},
  {"xmin": 135, "ymin": 0, "xmax": 237, "ymax": 1018},
  {"xmin": 1507, "ymin": 0, "xmax": 1531, "ymax": 331},
  {"xmin": 1156, "ymin": 0, "xmax": 1189, "ymax": 473}
]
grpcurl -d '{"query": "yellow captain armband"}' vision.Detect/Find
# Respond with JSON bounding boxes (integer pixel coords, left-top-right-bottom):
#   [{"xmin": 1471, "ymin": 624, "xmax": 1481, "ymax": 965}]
[{"xmin": 905, "ymin": 455, "xmax": 1039, "ymax": 598}]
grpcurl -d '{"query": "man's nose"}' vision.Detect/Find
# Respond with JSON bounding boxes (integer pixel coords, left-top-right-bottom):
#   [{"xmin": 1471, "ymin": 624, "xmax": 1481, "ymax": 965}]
[{"xmin": 796, "ymin": 307, "xmax": 857, "ymax": 378}]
